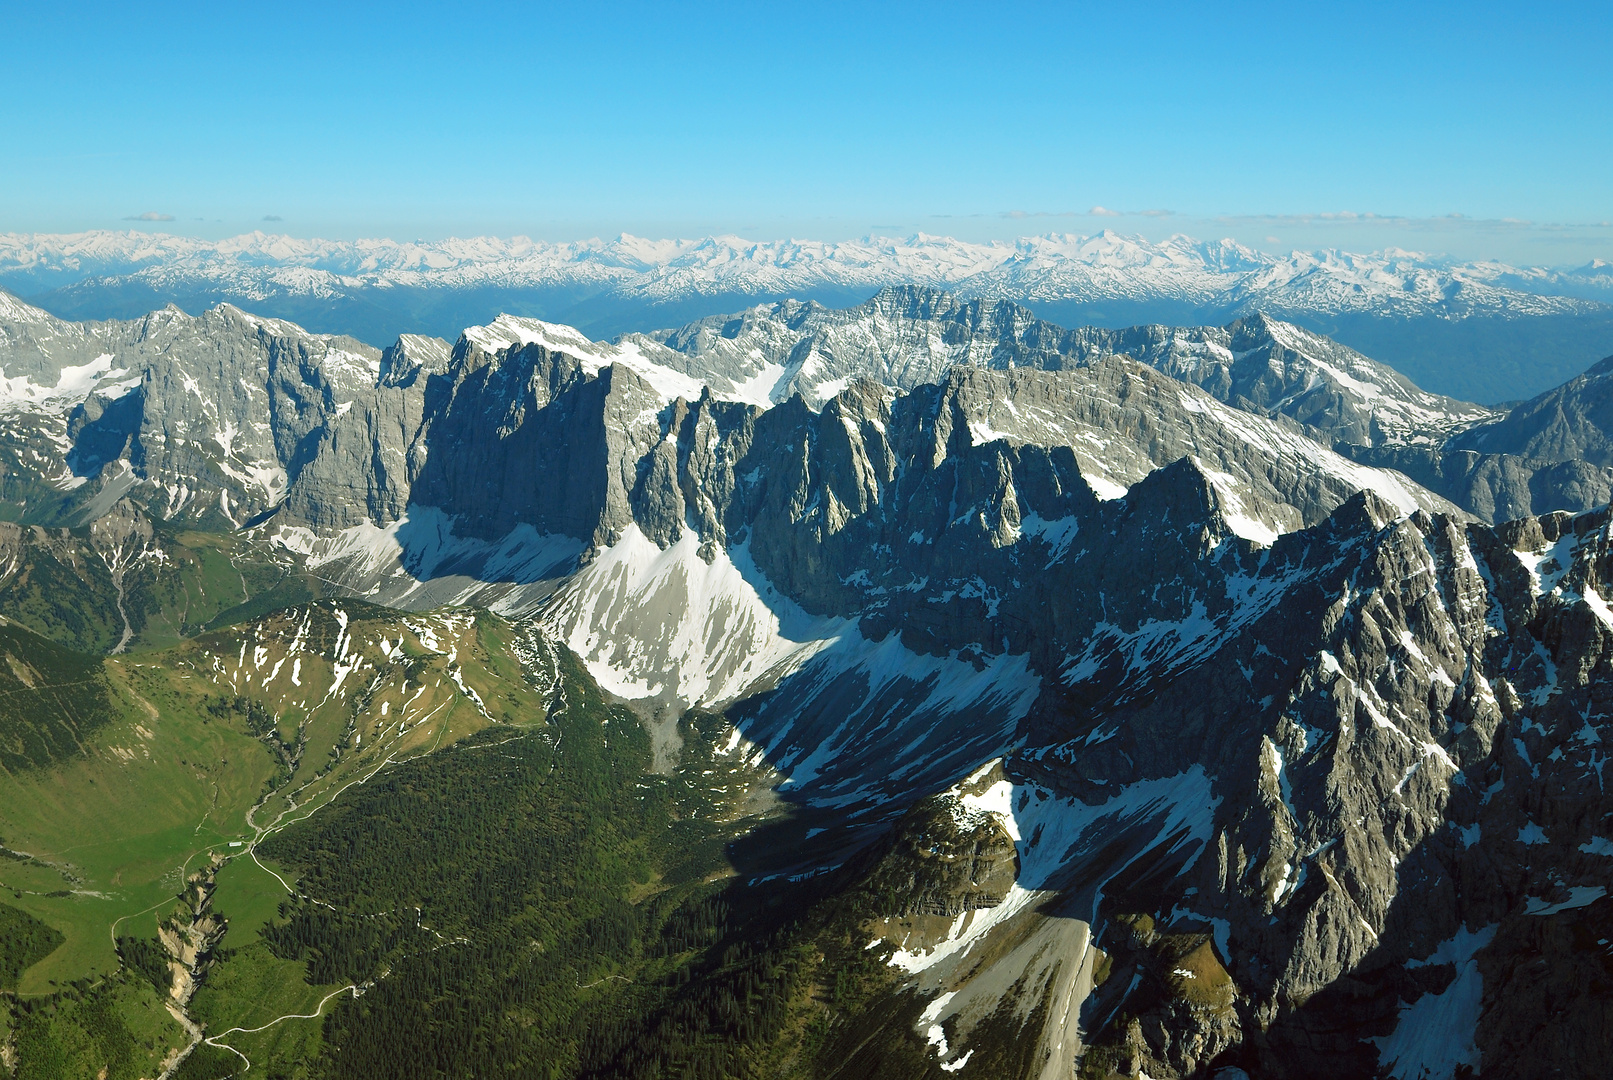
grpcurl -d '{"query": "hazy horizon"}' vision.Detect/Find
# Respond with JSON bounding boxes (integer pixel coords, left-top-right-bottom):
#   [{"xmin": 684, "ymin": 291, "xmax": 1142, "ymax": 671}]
[{"xmin": 4, "ymin": 216, "xmax": 1610, "ymax": 270}]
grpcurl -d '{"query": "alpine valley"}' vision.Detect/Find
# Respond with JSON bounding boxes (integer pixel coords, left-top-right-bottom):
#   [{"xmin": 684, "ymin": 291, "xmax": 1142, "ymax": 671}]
[{"xmin": 0, "ymin": 280, "xmax": 1609, "ymax": 1080}]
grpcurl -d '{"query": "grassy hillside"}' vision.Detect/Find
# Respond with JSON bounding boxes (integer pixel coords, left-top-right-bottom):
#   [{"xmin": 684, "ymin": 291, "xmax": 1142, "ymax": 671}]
[
  {"xmin": 0, "ymin": 519, "xmax": 328, "ymax": 655},
  {"xmin": 0, "ymin": 618, "xmax": 119, "ymax": 771},
  {"xmin": 0, "ymin": 595, "xmax": 968, "ymax": 1080},
  {"xmin": 0, "ymin": 597, "xmax": 557, "ymax": 1076}
]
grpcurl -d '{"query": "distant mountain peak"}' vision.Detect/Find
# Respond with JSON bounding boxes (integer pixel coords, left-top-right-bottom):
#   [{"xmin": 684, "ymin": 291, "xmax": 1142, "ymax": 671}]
[{"xmin": 2, "ymin": 229, "xmax": 1605, "ymax": 326}]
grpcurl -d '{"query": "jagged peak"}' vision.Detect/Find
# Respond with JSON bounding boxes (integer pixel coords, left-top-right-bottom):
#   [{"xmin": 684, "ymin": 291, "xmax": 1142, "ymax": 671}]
[
  {"xmin": 1320, "ymin": 487, "xmax": 1405, "ymax": 537},
  {"xmin": 379, "ymin": 333, "xmax": 452, "ymax": 387},
  {"xmin": 1223, "ymin": 309, "xmax": 1287, "ymax": 341},
  {"xmin": 1116, "ymin": 455, "xmax": 1222, "ymax": 521},
  {"xmin": 864, "ymin": 282, "xmax": 960, "ymax": 311},
  {"xmin": 861, "ymin": 283, "xmax": 1041, "ymax": 327},
  {"xmin": 1579, "ymin": 352, "xmax": 1613, "ymax": 379},
  {"xmin": 0, "ymin": 288, "xmax": 59, "ymax": 325},
  {"xmin": 458, "ymin": 313, "xmax": 602, "ymax": 362},
  {"xmin": 202, "ymin": 301, "xmax": 321, "ymax": 341}
]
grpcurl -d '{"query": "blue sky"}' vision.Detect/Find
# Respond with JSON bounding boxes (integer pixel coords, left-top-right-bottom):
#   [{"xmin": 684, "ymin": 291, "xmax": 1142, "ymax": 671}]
[{"xmin": 4, "ymin": 0, "xmax": 1610, "ymax": 263}]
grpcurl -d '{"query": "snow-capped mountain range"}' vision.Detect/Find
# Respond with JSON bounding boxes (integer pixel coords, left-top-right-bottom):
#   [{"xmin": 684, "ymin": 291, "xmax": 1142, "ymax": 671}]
[
  {"xmin": 11, "ymin": 229, "xmax": 1612, "ymax": 406},
  {"xmin": 3, "ymin": 228, "xmax": 1609, "ymax": 319}
]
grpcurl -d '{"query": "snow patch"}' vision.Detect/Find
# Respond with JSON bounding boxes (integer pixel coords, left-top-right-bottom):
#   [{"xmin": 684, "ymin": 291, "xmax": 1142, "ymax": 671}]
[
  {"xmin": 1084, "ymin": 474, "xmax": 1129, "ymax": 501},
  {"xmin": 889, "ymin": 766, "xmax": 1218, "ymax": 973},
  {"xmin": 1376, "ymin": 925, "xmax": 1496, "ymax": 1080},
  {"xmin": 725, "ymin": 361, "xmax": 787, "ymax": 408},
  {"xmin": 0, "ymin": 354, "xmax": 128, "ymax": 413},
  {"xmin": 542, "ymin": 526, "xmax": 845, "ymax": 707},
  {"xmin": 1018, "ymin": 512, "xmax": 1080, "ymax": 563},
  {"xmin": 1526, "ymin": 886, "xmax": 1606, "ymax": 915},
  {"xmin": 462, "ymin": 314, "xmax": 706, "ymax": 404}
]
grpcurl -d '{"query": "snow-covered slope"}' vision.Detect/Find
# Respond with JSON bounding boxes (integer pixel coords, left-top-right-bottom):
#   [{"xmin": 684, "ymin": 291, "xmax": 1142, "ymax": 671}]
[{"xmin": 460, "ymin": 313, "xmax": 715, "ymax": 404}]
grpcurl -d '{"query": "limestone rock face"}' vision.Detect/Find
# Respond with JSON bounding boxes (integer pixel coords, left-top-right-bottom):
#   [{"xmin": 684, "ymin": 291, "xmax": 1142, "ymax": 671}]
[
  {"xmin": 628, "ymin": 287, "xmax": 1492, "ymax": 446},
  {"xmin": 43, "ymin": 302, "xmax": 398, "ymax": 526},
  {"xmin": 1341, "ymin": 443, "xmax": 1613, "ymax": 523},
  {"xmin": 863, "ymin": 794, "xmax": 1020, "ymax": 920},
  {"xmin": 1336, "ymin": 350, "xmax": 1613, "ymax": 524},
  {"xmin": 1453, "ymin": 352, "xmax": 1613, "ymax": 465},
  {"xmin": 1002, "ymin": 502, "xmax": 1613, "ymax": 1079},
  {"xmin": 9, "ymin": 286, "xmax": 1612, "ymax": 538}
]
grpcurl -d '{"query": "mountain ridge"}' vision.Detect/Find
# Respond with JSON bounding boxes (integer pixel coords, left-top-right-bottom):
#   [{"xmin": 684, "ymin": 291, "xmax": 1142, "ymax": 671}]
[
  {"xmin": 8, "ymin": 229, "xmax": 1613, "ymax": 403},
  {"xmin": 6, "ymin": 228, "xmax": 1607, "ymax": 319},
  {"xmin": 0, "ymin": 286, "xmax": 1610, "ymax": 1078}
]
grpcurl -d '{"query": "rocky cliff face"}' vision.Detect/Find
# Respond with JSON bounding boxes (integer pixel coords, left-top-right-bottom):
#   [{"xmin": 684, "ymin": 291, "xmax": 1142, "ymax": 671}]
[
  {"xmin": 1451, "ymin": 351, "xmax": 1613, "ymax": 465},
  {"xmin": 825, "ymin": 493, "xmax": 1613, "ymax": 1080},
  {"xmin": 628, "ymin": 287, "xmax": 1492, "ymax": 448},
  {"xmin": 12, "ymin": 284, "xmax": 1613, "ymax": 533},
  {"xmin": 1346, "ymin": 351, "xmax": 1613, "ymax": 522},
  {"xmin": 51, "ymin": 303, "xmax": 415, "ymax": 527},
  {"xmin": 1340, "ymin": 442, "xmax": 1613, "ymax": 524}
]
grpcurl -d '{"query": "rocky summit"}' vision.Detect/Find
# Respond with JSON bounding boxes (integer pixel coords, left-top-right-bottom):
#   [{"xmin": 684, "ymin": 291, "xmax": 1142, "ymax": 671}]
[{"xmin": 0, "ymin": 285, "xmax": 1609, "ymax": 1080}]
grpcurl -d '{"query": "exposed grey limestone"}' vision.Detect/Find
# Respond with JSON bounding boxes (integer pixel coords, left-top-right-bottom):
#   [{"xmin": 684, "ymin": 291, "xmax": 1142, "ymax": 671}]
[
  {"xmin": 402, "ymin": 337, "xmax": 676, "ymax": 545},
  {"xmin": 1341, "ymin": 443, "xmax": 1613, "ymax": 522},
  {"xmin": 1329, "ymin": 351, "xmax": 1613, "ymax": 524},
  {"xmin": 629, "ymin": 286, "xmax": 1491, "ymax": 446},
  {"xmin": 46, "ymin": 302, "xmax": 390, "ymax": 526},
  {"xmin": 1451, "ymin": 352, "xmax": 1613, "ymax": 465}
]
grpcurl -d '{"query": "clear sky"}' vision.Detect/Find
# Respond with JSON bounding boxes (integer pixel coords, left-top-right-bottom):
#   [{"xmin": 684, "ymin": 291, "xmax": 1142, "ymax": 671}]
[{"xmin": 5, "ymin": 0, "xmax": 1610, "ymax": 263}]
